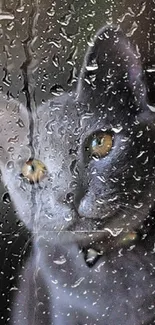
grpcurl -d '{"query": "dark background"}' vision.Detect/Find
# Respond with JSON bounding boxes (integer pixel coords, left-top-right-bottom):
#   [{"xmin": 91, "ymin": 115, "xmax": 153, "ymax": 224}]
[{"xmin": 0, "ymin": 0, "xmax": 155, "ymax": 323}]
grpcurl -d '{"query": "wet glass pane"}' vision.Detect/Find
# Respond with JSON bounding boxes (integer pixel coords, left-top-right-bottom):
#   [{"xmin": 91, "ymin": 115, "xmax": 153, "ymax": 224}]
[{"xmin": 0, "ymin": 0, "xmax": 155, "ymax": 324}]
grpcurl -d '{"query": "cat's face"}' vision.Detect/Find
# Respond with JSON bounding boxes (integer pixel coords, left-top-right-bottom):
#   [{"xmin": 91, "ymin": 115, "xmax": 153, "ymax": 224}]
[{"xmin": 1, "ymin": 26, "xmax": 155, "ymax": 246}]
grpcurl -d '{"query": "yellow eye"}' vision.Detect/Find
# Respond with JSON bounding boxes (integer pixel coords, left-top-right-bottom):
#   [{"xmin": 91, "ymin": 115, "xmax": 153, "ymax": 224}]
[
  {"xmin": 89, "ymin": 132, "xmax": 113, "ymax": 158},
  {"xmin": 21, "ymin": 159, "xmax": 47, "ymax": 183}
]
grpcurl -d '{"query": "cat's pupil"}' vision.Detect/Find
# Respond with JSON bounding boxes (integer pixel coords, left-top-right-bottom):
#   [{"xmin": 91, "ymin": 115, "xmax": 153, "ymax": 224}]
[
  {"xmin": 21, "ymin": 159, "xmax": 47, "ymax": 183},
  {"xmin": 88, "ymin": 132, "xmax": 113, "ymax": 158},
  {"xmin": 92, "ymin": 137, "xmax": 104, "ymax": 148},
  {"xmin": 30, "ymin": 163, "xmax": 35, "ymax": 172}
]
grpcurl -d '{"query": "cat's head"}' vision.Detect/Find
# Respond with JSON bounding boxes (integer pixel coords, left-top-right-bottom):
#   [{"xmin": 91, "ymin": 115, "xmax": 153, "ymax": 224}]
[{"xmin": 1, "ymin": 25, "xmax": 155, "ymax": 248}]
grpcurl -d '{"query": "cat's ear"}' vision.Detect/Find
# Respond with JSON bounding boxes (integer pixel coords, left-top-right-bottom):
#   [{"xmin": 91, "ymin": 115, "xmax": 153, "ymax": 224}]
[{"xmin": 77, "ymin": 25, "xmax": 146, "ymax": 112}]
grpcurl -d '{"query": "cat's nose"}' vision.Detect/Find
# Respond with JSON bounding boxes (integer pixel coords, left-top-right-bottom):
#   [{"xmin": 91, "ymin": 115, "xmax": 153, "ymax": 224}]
[{"xmin": 78, "ymin": 193, "xmax": 95, "ymax": 218}]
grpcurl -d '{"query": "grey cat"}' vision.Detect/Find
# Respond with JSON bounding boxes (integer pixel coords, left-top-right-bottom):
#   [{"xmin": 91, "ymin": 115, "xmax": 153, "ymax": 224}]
[{"xmin": 1, "ymin": 25, "xmax": 155, "ymax": 325}]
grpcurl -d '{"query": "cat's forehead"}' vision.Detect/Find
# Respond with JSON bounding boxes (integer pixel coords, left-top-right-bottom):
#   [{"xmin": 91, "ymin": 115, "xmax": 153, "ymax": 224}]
[{"xmin": 39, "ymin": 93, "xmax": 121, "ymax": 139}]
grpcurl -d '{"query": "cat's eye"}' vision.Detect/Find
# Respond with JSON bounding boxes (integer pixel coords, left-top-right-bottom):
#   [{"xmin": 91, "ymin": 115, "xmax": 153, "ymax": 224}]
[
  {"xmin": 21, "ymin": 159, "xmax": 47, "ymax": 183},
  {"xmin": 86, "ymin": 131, "xmax": 113, "ymax": 158}
]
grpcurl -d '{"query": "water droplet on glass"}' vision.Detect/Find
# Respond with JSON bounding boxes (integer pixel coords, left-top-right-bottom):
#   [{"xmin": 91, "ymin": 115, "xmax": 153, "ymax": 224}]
[
  {"xmin": 86, "ymin": 60, "xmax": 98, "ymax": 71},
  {"xmin": 95, "ymin": 261, "xmax": 105, "ymax": 272},
  {"xmin": 41, "ymin": 84, "xmax": 46, "ymax": 92},
  {"xmin": 47, "ymin": 4, "xmax": 56, "ymax": 17},
  {"xmin": 2, "ymin": 192, "xmax": 11, "ymax": 204},
  {"xmin": 0, "ymin": 109, "xmax": 4, "ymax": 117},
  {"xmin": 88, "ymin": 10, "xmax": 95, "ymax": 17},
  {"xmin": 2, "ymin": 68, "xmax": 11, "ymax": 86},
  {"xmin": 87, "ymin": 23, "xmax": 94, "ymax": 31},
  {"xmin": 136, "ymin": 130, "xmax": 143, "ymax": 138},
  {"xmin": 7, "ymin": 21, "xmax": 14, "ymax": 31},
  {"xmin": 45, "ymin": 120, "xmax": 54, "ymax": 134},
  {"xmin": 117, "ymin": 8, "xmax": 135, "ymax": 23},
  {"xmin": 104, "ymin": 227, "xmax": 123, "ymax": 237},
  {"xmin": 112, "ymin": 125, "xmax": 123, "ymax": 133},
  {"xmin": 64, "ymin": 214, "xmax": 72, "ymax": 222},
  {"xmin": 71, "ymin": 277, "xmax": 85, "ymax": 288},
  {"xmin": 53, "ymin": 255, "xmax": 66, "ymax": 265},
  {"xmin": 137, "ymin": 2, "xmax": 146, "ymax": 16},
  {"xmin": 69, "ymin": 159, "xmax": 78, "ymax": 176},
  {"xmin": 148, "ymin": 104, "xmax": 155, "ymax": 112},
  {"xmin": 66, "ymin": 46, "xmax": 77, "ymax": 66},
  {"xmin": 126, "ymin": 21, "xmax": 138, "ymax": 37},
  {"xmin": 57, "ymin": 13, "xmax": 72, "ymax": 26},
  {"xmin": 52, "ymin": 54, "xmax": 59, "ymax": 68},
  {"xmin": 134, "ymin": 202, "xmax": 143, "ymax": 209},
  {"xmin": 133, "ymin": 174, "xmax": 141, "ymax": 181},
  {"xmin": 8, "ymin": 147, "xmax": 14, "ymax": 153},
  {"xmin": 16, "ymin": 118, "xmax": 25, "ymax": 128},
  {"xmin": 65, "ymin": 192, "xmax": 74, "ymax": 204},
  {"xmin": 136, "ymin": 151, "xmax": 145, "ymax": 159},
  {"xmin": 16, "ymin": 5, "xmax": 25, "ymax": 13},
  {"xmin": 47, "ymin": 38, "xmax": 61, "ymax": 48},
  {"xmin": 8, "ymin": 135, "xmax": 19, "ymax": 143},
  {"xmin": 50, "ymin": 84, "xmax": 64, "ymax": 96},
  {"xmin": 67, "ymin": 67, "xmax": 77, "ymax": 86},
  {"xmin": 45, "ymin": 213, "xmax": 53, "ymax": 220},
  {"xmin": 0, "ymin": 12, "xmax": 14, "ymax": 20},
  {"xmin": 6, "ymin": 161, "xmax": 14, "ymax": 169},
  {"xmin": 59, "ymin": 27, "xmax": 74, "ymax": 43}
]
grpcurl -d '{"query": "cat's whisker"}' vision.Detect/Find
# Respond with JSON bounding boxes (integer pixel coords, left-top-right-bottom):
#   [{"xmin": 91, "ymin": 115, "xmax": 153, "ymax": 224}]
[
  {"xmin": 116, "ymin": 201, "xmax": 149, "ymax": 214},
  {"xmin": 112, "ymin": 202, "xmax": 147, "ymax": 223},
  {"xmin": 58, "ymin": 224, "xmax": 66, "ymax": 235}
]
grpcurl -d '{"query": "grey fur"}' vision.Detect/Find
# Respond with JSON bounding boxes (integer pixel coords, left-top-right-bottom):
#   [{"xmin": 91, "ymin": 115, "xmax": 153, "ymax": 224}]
[{"xmin": 1, "ymin": 26, "xmax": 155, "ymax": 325}]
